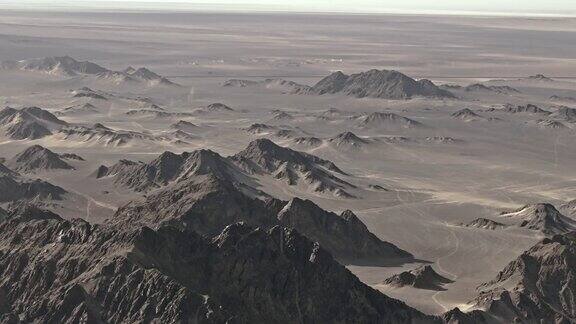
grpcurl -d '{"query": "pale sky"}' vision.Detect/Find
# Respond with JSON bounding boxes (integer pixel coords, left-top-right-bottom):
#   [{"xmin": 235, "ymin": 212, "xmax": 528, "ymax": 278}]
[{"xmin": 1, "ymin": 0, "xmax": 576, "ymax": 16}]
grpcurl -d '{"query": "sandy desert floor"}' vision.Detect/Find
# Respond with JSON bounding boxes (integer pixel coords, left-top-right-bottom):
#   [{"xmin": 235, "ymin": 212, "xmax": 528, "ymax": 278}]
[{"xmin": 1, "ymin": 10, "xmax": 576, "ymax": 315}]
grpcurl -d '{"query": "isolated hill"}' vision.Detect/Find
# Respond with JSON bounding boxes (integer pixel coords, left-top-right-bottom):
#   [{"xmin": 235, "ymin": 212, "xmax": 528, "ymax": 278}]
[
  {"xmin": 271, "ymin": 111, "xmax": 294, "ymax": 120},
  {"xmin": 328, "ymin": 131, "xmax": 369, "ymax": 148},
  {"xmin": 357, "ymin": 112, "xmax": 424, "ymax": 129},
  {"xmin": 526, "ymin": 74, "xmax": 554, "ymax": 81},
  {"xmin": 1, "ymin": 56, "xmax": 178, "ymax": 86},
  {"xmin": 502, "ymin": 103, "xmax": 551, "ymax": 114},
  {"xmin": 309, "ymin": 69, "xmax": 454, "ymax": 99},
  {"xmin": 383, "ymin": 265, "xmax": 453, "ymax": 291},
  {"xmin": 244, "ymin": 123, "xmax": 276, "ymax": 134},
  {"xmin": 126, "ymin": 109, "xmax": 195, "ymax": 119},
  {"xmin": 204, "ymin": 102, "xmax": 234, "ymax": 112},
  {"xmin": 0, "ymin": 206, "xmax": 436, "ymax": 323},
  {"xmin": 460, "ymin": 218, "xmax": 506, "ymax": 230},
  {"xmin": 500, "ymin": 203, "xmax": 576, "ymax": 235},
  {"xmin": 0, "ymin": 164, "xmax": 67, "ymax": 203},
  {"xmin": 0, "ymin": 106, "xmax": 68, "ymax": 140},
  {"xmin": 231, "ymin": 138, "xmax": 356, "ymax": 197},
  {"xmin": 7, "ymin": 145, "xmax": 74, "ymax": 173},
  {"xmin": 451, "ymin": 108, "xmax": 484, "ymax": 121},
  {"xmin": 473, "ymin": 232, "xmax": 576, "ymax": 323}
]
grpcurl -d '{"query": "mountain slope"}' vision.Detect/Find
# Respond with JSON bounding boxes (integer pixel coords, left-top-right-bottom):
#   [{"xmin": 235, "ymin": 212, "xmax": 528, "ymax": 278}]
[
  {"xmin": 8, "ymin": 145, "xmax": 74, "ymax": 173},
  {"xmin": 0, "ymin": 206, "xmax": 437, "ymax": 323}
]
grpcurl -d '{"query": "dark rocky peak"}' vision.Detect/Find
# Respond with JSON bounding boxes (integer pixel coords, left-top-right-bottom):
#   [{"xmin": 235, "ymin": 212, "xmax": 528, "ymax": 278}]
[
  {"xmin": 277, "ymin": 197, "xmax": 412, "ymax": 260},
  {"xmin": 503, "ymin": 103, "xmax": 551, "ymax": 114},
  {"xmin": 461, "ymin": 218, "xmax": 506, "ymax": 230},
  {"xmin": 359, "ymin": 112, "xmax": 424, "ymax": 128},
  {"xmin": 451, "ymin": 108, "xmax": 482, "ymax": 119},
  {"xmin": 205, "ymin": 102, "xmax": 234, "ymax": 112},
  {"xmin": 501, "ymin": 203, "xmax": 576, "ymax": 235},
  {"xmin": 329, "ymin": 131, "xmax": 369, "ymax": 147}
]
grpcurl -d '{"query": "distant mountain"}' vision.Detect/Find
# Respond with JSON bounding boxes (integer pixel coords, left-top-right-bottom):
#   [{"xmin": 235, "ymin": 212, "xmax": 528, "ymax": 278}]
[
  {"xmin": 309, "ymin": 69, "xmax": 455, "ymax": 99},
  {"xmin": 0, "ymin": 206, "xmax": 435, "ymax": 323},
  {"xmin": 204, "ymin": 102, "xmax": 234, "ymax": 112},
  {"xmin": 222, "ymin": 78, "xmax": 312, "ymax": 94},
  {"xmin": 70, "ymin": 87, "xmax": 108, "ymax": 100},
  {"xmin": 170, "ymin": 120, "xmax": 200, "ymax": 132},
  {"xmin": 1, "ymin": 56, "xmax": 178, "ymax": 86},
  {"xmin": 472, "ymin": 232, "xmax": 576, "ymax": 323},
  {"xmin": 0, "ymin": 55, "xmax": 107, "ymax": 76},
  {"xmin": 500, "ymin": 203, "xmax": 576, "ymax": 235},
  {"xmin": 357, "ymin": 112, "xmax": 424, "ymax": 129},
  {"xmin": 7, "ymin": 145, "xmax": 74, "ymax": 173},
  {"xmin": 0, "ymin": 106, "xmax": 68, "ymax": 140},
  {"xmin": 383, "ymin": 265, "xmax": 453, "ymax": 291},
  {"xmin": 464, "ymin": 83, "xmax": 520, "ymax": 94},
  {"xmin": 550, "ymin": 95, "xmax": 576, "ymax": 103}
]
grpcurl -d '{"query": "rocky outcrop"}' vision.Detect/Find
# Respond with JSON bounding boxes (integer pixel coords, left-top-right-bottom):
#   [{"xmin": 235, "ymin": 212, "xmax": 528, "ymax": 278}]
[
  {"xmin": 277, "ymin": 198, "xmax": 412, "ymax": 261},
  {"xmin": 500, "ymin": 203, "xmax": 576, "ymax": 235},
  {"xmin": 222, "ymin": 78, "xmax": 312, "ymax": 94},
  {"xmin": 464, "ymin": 84, "xmax": 520, "ymax": 94},
  {"xmin": 58, "ymin": 123, "xmax": 156, "ymax": 147},
  {"xmin": 0, "ymin": 206, "xmax": 437, "ymax": 323},
  {"xmin": 309, "ymin": 69, "xmax": 454, "ymax": 99},
  {"xmin": 473, "ymin": 232, "xmax": 576, "ymax": 323},
  {"xmin": 8, "ymin": 145, "xmax": 74, "ymax": 173},
  {"xmin": 383, "ymin": 265, "xmax": 453, "ymax": 291}
]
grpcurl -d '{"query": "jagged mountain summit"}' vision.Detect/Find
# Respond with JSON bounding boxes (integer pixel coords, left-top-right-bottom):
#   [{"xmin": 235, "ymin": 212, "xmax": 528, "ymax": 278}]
[
  {"xmin": 7, "ymin": 145, "xmax": 74, "ymax": 173},
  {"xmin": 383, "ymin": 265, "xmax": 453, "ymax": 291},
  {"xmin": 0, "ymin": 106, "xmax": 68, "ymax": 140},
  {"xmin": 471, "ymin": 232, "xmax": 576, "ymax": 323},
  {"xmin": 0, "ymin": 205, "xmax": 437, "ymax": 323},
  {"xmin": 500, "ymin": 203, "xmax": 576, "ymax": 235},
  {"xmin": 309, "ymin": 69, "xmax": 455, "ymax": 99}
]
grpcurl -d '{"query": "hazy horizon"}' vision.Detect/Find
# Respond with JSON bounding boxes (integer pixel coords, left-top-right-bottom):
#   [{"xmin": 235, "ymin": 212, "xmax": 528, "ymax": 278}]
[{"xmin": 1, "ymin": 0, "xmax": 576, "ymax": 17}]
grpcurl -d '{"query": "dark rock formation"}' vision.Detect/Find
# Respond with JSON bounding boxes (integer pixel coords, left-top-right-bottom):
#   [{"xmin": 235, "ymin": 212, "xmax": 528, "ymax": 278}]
[
  {"xmin": 0, "ymin": 206, "xmax": 437, "ymax": 323},
  {"xmin": 500, "ymin": 203, "xmax": 576, "ymax": 235},
  {"xmin": 473, "ymin": 232, "xmax": 576, "ymax": 323},
  {"xmin": 502, "ymin": 103, "xmax": 551, "ymax": 114},
  {"xmin": 451, "ymin": 108, "xmax": 483, "ymax": 121},
  {"xmin": 464, "ymin": 84, "xmax": 520, "ymax": 94},
  {"xmin": 329, "ymin": 131, "xmax": 369, "ymax": 148},
  {"xmin": 0, "ymin": 165, "xmax": 67, "ymax": 202}
]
